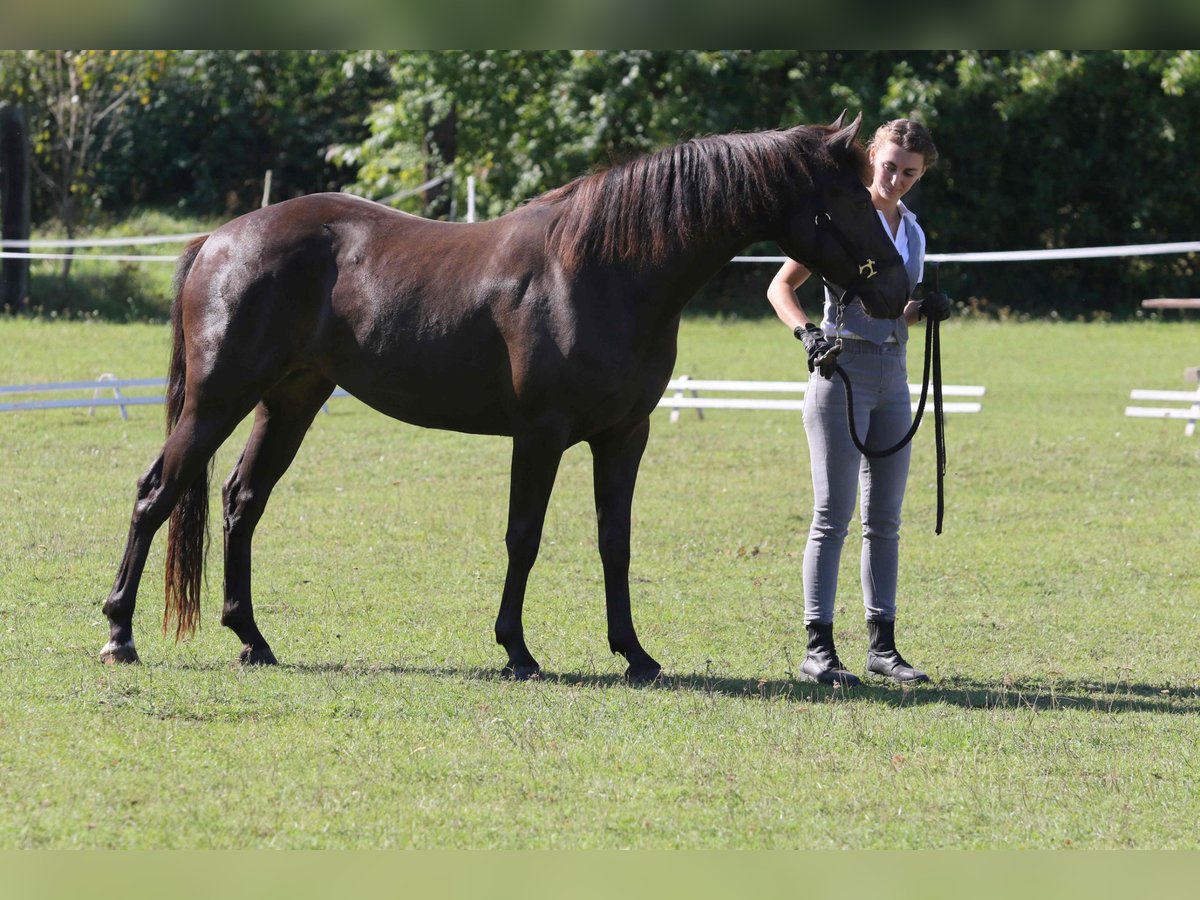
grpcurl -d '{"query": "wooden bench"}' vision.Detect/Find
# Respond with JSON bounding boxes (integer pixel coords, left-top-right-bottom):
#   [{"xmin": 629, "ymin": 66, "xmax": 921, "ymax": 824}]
[
  {"xmin": 1132, "ymin": 302, "xmax": 1200, "ymax": 433},
  {"xmin": 658, "ymin": 376, "xmax": 985, "ymax": 422},
  {"xmin": 1126, "ymin": 368, "xmax": 1200, "ymax": 436},
  {"xmin": 1141, "ymin": 299, "xmax": 1200, "ymax": 311}
]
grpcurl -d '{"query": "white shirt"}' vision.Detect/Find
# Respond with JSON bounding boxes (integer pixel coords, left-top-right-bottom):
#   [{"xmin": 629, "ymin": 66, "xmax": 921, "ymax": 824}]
[{"xmin": 877, "ymin": 200, "xmax": 924, "ymax": 285}]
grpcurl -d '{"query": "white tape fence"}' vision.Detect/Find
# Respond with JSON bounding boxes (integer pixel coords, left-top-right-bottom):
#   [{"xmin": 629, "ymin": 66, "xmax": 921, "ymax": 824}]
[
  {"xmin": 4, "ymin": 230, "xmax": 1199, "ymax": 266},
  {"xmin": 0, "ymin": 233, "xmax": 208, "ymax": 263}
]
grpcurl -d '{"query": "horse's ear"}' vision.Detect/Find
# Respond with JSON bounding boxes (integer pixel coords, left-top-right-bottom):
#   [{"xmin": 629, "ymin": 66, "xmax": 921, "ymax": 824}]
[
  {"xmin": 829, "ymin": 109, "xmax": 848, "ymax": 129},
  {"xmin": 826, "ymin": 111, "xmax": 863, "ymax": 153}
]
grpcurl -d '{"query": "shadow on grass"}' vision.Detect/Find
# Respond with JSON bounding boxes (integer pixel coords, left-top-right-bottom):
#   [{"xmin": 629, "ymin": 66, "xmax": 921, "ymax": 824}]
[{"xmin": 256, "ymin": 659, "xmax": 1200, "ymax": 716}]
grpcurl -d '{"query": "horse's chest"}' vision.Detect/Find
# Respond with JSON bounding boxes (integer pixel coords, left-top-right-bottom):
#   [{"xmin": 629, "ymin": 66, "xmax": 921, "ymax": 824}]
[{"xmin": 519, "ymin": 331, "xmax": 673, "ymax": 426}]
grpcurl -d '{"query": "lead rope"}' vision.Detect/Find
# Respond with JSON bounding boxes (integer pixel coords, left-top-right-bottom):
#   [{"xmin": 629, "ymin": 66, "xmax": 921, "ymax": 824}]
[{"xmin": 818, "ymin": 265, "xmax": 947, "ymax": 534}]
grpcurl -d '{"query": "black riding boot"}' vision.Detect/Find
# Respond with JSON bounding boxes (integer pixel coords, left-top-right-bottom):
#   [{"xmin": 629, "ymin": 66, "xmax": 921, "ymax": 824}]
[
  {"xmin": 799, "ymin": 622, "xmax": 860, "ymax": 687},
  {"xmin": 866, "ymin": 618, "xmax": 929, "ymax": 683}
]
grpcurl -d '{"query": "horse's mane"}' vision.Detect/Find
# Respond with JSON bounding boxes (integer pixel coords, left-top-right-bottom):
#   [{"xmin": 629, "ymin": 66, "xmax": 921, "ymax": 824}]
[{"xmin": 534, "ymin": 125, "xmax": 868, "ymax": 270}]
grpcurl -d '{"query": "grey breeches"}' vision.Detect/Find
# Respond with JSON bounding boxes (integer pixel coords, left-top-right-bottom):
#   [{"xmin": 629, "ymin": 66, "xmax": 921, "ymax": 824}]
[{"xmin": 802, "ymin": 339, "xmax": 912, "ymax": 624}]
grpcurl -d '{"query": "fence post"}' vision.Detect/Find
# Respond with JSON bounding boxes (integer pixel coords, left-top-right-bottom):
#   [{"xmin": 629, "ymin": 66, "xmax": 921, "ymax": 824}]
[{"xmin": 0, "ymin": 103, "xmax": 32, "ymax": 314}]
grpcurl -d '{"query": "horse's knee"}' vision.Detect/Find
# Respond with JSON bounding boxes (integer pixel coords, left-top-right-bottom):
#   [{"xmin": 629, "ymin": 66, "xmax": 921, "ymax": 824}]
[
  {"xmin": 596, "ymin": 519, "xmax": 631, "ymax": 557},
  {"xmin": 504, "ymin": 528, "xmax": 541, "ymax": 574}
]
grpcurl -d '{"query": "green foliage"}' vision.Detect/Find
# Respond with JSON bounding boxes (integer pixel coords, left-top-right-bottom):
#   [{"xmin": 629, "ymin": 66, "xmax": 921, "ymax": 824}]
[
  {"xmin": 328, "ymin": 51, "xmax": 573, "ymax": 220},
  {"xmin": 103, "ymin": 51, "xmax": 392, "ymax": 216},
  {"xmin": 4, "ymin": 51, "xmax": 1199, "ymax": 315},
  {"xmin": 2, "ymin": 317, "xmax": 1199, "ymax": 848},
  {"xmin": 0, "ymin": 50, "xmax": 391, "ymax": 222},
  {"xmin": 891, "ymin": 51, "xmax": 1200, "ymax": 315},
  {"xmin": 0, "ymin": 51, "xmax": 170, "ymax": 255},
  {"xmin": 333, "ymin": 50, "xmax": 1199, "ymax": 316},
  {"xmin": 332, "ymin": 51, "xmax": 906, "ymax": 220}
]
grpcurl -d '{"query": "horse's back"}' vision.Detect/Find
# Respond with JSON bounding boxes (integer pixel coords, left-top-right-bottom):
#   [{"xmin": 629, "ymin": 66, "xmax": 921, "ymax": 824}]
[{"xmin": 180, "ymin": 193, "xmax": 562, "ymax": 435}]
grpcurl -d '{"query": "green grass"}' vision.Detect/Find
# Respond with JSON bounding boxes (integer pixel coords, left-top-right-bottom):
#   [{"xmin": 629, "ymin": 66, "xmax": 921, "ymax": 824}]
[{"xmin": 1, "ymin": 316, "xmax": 1198, "ymax": 849}]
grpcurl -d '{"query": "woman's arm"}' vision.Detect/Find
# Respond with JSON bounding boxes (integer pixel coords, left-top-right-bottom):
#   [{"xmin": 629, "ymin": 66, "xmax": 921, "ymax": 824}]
[{"xmin": 766, "ymin": 258, "xmax": 816, "ymax": 332}]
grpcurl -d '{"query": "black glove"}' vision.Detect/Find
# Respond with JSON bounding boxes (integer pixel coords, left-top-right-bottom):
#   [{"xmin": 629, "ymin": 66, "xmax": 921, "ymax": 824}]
[
  {"xmin": 794, "ymin": 323, "xmax": 838, "ymax": 377},
  {"xmin": 921, "ymin": 291, "xmax": 952, "ymax": 322}
]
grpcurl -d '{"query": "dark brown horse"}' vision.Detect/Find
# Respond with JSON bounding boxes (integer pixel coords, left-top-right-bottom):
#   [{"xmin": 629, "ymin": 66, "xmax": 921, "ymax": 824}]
[{"xmin": 99, "ymin": 112, "xmax": 906, "ymax": 681}]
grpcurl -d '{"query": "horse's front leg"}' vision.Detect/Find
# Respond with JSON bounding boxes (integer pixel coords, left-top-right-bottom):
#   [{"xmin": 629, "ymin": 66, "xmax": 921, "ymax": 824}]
[
  {"xmin": 589, "ymin": 417, "xmax": 663, "ymax": 683},
  {"xmin": 495, "ymin": 432, "xmax": 565, "ymax": 680}
]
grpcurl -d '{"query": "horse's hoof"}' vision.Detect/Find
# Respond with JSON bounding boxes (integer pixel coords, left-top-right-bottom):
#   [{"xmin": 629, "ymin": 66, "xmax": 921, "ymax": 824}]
[
  {"xmin": 502, "ymin": 663, "xmax": 541, "ymax": 681},
  {"xmin": 100, "ymin": 640, "xmax": 139, "ymax": 665},
  {"xmin": 239, "ymin": 645, "xmax": 278, "ymax": 666},
  {"xmin": 625, "ymin": 663, "xmax": 665, "ymax": 685}
]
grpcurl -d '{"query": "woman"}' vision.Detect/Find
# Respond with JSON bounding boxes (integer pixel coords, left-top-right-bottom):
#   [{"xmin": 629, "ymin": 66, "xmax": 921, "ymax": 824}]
[{"xmin": 766, "ymin": 118, "xmax": 949, "ymax": 686}]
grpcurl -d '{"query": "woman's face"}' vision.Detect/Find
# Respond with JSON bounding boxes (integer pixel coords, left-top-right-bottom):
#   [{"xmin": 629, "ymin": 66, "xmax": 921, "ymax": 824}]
[{"xmin": 870, "ymin": 140, "xmax": 926, "ymax": 206}]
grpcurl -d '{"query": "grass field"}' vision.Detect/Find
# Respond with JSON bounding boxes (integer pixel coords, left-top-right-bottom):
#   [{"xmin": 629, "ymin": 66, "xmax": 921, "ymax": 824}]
[{"xmin": 1, "ymin": 315, "xmax": 1198, "ymax": 849}]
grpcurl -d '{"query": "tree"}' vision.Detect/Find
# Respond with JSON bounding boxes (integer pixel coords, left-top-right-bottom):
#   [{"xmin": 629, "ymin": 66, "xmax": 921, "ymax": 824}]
[
  {"xmin": 106, "ymin": 51, "xmax": 392, "ymax": 216},
  {"xmin": 0, "ymin": 51, "xmax": 170, "ymax": 279},
  {"xmin": 886, "ymin": 50, "xmax": 1200, "ymax": 314},
  {"xmin": 332, "ymin": 51, "xmax": 906, "ymax": 221},
  {"xmin": 327, "ymin": 51, "xmax": 575, "ymax": 220}
]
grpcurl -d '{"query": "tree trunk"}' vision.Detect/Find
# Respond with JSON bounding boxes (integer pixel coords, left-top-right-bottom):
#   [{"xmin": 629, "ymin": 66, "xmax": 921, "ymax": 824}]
[{"xmin": 0, "ymin": 103, "xmax": 32, "ymax": 313}]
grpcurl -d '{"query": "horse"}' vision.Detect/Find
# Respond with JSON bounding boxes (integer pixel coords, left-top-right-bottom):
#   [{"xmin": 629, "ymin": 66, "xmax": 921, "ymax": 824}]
[{"xmin": 98, "ymin": 111, "xmax": 907, "ymax": 682}]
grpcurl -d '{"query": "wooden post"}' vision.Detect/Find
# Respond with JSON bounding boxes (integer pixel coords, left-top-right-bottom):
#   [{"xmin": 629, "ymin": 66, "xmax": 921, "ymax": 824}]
[{"xmin": 0, "ymin": 103, "xmax": 32, "ymax": 313}]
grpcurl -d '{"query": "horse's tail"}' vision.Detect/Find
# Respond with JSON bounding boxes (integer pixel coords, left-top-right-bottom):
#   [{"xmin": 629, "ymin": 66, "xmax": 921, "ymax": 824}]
[{"xmin": 163, "ymin": 236, "xmax": 209, "ymax": 642}]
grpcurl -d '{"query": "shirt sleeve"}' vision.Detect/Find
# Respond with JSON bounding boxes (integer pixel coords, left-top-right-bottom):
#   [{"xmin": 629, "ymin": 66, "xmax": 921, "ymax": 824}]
[{"xmin": 909, "ymin": 216, "xmax": 927, "ymax": 287}]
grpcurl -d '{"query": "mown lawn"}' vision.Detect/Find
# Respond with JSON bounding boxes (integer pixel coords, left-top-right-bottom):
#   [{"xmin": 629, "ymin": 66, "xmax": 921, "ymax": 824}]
[{"xmin": 1, "ymin": 315, "xmax": 1197, "ymax": 849}]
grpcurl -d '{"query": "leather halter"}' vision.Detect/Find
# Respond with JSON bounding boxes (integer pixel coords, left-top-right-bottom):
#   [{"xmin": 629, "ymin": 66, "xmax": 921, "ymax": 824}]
[{"xmin": 809, "ymin": 208, "xmax": 904, "ymax": 319}]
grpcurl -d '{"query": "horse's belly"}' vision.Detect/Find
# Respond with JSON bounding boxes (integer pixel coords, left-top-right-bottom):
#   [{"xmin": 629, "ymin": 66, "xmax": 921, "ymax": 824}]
[{"xmin": 334, "ymin": 375, "xmax": 514, "ymax": 436}]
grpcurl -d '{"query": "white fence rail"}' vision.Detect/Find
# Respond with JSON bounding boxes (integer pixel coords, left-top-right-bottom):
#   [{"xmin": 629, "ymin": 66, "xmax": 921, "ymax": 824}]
[
  {"xmin": 657, "ymin": 376, "xmax": 984, "ymax": 422},
  {"xmin": 0, "ymin": 376, "xmax": 166, "ymax": 419},
  {"xmin": 5, "ymin": 231, "xmax": 1199, "ymax": 266}
]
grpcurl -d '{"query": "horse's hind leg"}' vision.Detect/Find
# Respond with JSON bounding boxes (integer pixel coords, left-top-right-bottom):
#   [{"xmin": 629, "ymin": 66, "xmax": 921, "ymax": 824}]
[
  {"xmin": 101, "ymin": 406, "xmax": 248, "ymax": 664},
  {"xmin": 220, "ymin": 370, "xmax": 334, "ymax": 665},
  {"xmin": 589, "ymin": 417, "xmax": 662, "ymax": 683}
]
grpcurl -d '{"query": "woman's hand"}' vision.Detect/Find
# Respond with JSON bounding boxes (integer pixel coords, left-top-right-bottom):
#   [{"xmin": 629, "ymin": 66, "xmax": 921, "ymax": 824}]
[
  {"xmin": 795, "ymin": 324, "xmax": 838, "ymax": 377},
  {"xmin": 922, "ymin": 292, "xmax": 952, "ymax": 322}
]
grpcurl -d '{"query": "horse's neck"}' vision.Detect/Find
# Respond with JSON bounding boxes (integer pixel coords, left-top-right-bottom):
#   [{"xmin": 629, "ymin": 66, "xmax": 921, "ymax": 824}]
[
  {"xmin": 638, "ymin": 226, "xmax": 769, "ymax": 316},
  {"xmin": 647, "ymin": 175, "xmax": 797, "ymax": 308}
]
